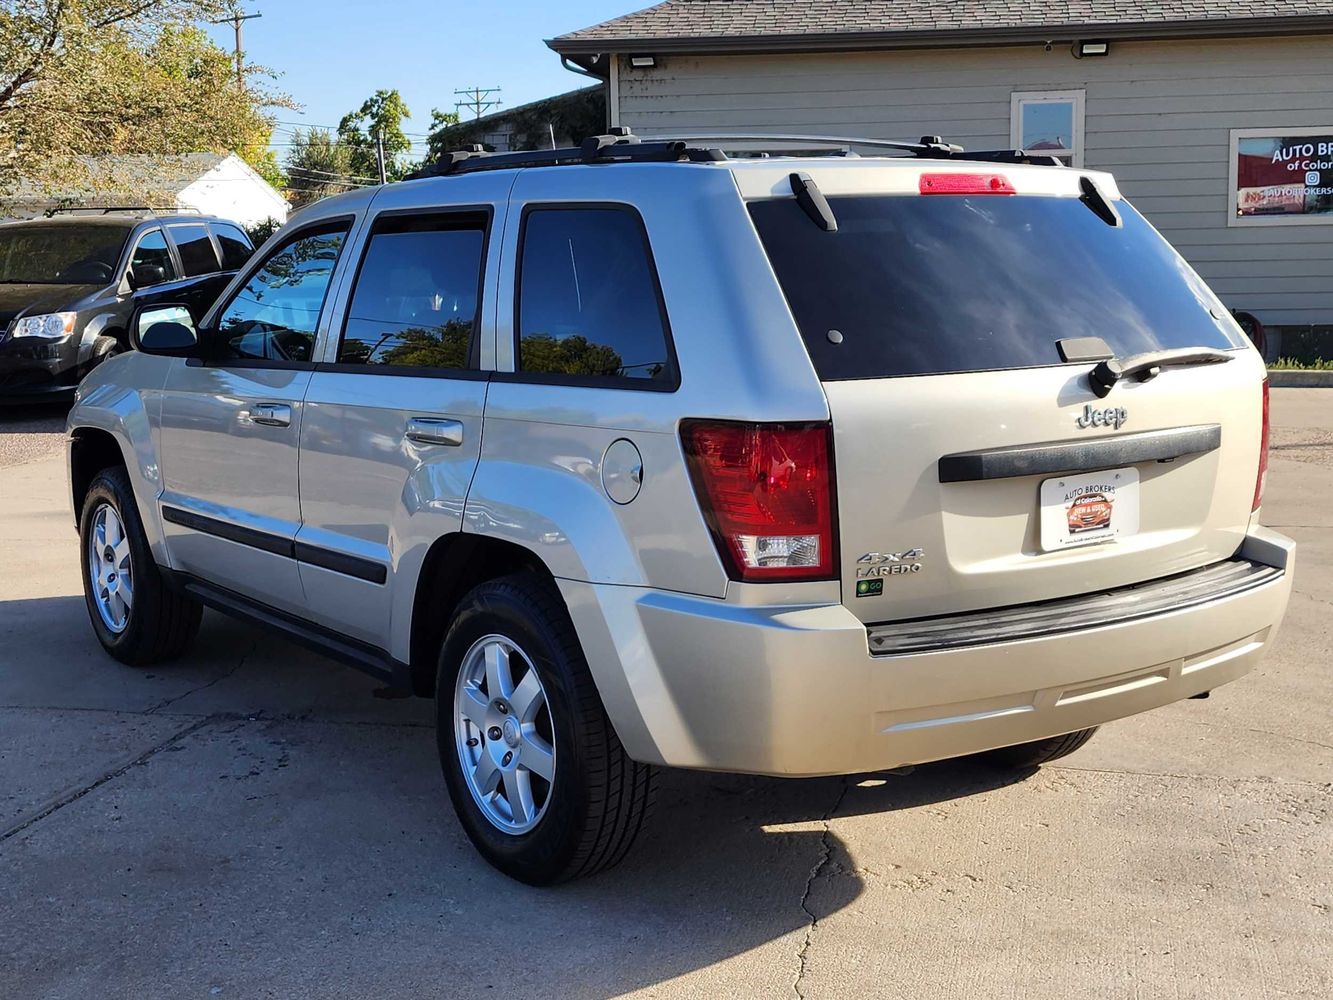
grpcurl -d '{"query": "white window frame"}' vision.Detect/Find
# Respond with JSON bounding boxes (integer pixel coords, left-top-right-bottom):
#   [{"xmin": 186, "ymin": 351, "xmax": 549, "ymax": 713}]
[
  {"xmin": 1227, "ymin": 126, "xmax": 1333, "ymax": 228},
  {"xmin": 1010, "ymin": 90, "xmax": 1086, "ymax": 167}
]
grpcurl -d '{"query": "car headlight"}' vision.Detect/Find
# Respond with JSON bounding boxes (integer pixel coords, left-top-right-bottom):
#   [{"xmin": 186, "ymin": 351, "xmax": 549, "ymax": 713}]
[{"xmin": 12, "ymin": 312, "xmax": 77, "ymax": 339}]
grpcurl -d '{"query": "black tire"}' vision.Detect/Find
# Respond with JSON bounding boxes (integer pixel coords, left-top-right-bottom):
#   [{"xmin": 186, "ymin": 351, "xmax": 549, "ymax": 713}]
[
  {"xmin": 980, "ymin": 727, "xmax": 1099, "ymax": 769},
  {"xmin": 79, "ymin": 466, "xmax": 202, "ymax": 665},
  {"xmin": 435, "ymin": 572, "xmax": 655, "ymax": 885}
]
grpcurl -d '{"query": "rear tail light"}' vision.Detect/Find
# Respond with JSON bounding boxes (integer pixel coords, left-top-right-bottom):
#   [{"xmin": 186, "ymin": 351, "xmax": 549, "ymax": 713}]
[
  {"xmin": 681, "ymin": 420, "xmax": 838, "ymax": 582},
  {"xmin": 1253, "ymin": 379, "xmax": 1270, "ymax": 512},
  {"xmin": 919, "ymin": 172, "xmax": 1016, "ymax": 195}
]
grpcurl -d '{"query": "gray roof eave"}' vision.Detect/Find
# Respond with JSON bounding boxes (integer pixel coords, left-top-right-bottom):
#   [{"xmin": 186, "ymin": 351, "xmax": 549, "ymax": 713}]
[{"xmin": 546, "ymin": 13, "xmax": 1333, "ymax": 60}]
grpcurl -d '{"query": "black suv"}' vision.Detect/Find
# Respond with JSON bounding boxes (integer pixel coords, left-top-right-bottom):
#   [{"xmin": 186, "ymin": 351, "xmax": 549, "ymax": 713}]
[{"xmin": 0, "ymin": 212, "xmax": 256, "ymax": 402}]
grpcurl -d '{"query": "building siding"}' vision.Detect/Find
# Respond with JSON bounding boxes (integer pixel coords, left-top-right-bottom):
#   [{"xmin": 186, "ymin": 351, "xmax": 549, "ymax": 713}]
[{"xmin": 617, "ymin": 34, "xmax": 1333, "ymax": 326}]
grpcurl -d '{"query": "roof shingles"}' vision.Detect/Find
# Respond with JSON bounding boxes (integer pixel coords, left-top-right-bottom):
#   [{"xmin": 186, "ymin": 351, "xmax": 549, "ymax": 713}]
[{"xmin": 552, "ymin": 0, "xmax": 1333, "ymax": 47}]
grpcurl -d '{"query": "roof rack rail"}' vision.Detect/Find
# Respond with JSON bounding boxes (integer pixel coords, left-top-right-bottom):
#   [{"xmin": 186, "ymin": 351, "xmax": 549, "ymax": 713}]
[
  {"xmin": 650, "ymin": 133, "xmax": 964, "ymax": 157},
  {"xmin": 405, "ymin": 126, "xmax": 725, "ymax": 180},
  {"xmin": 403, "ymin": 127, "xmax": 1064, "ymax": 180},
  {"xmin": 47, "ymin": 206, "xmax": 198, "ymax": 217}
]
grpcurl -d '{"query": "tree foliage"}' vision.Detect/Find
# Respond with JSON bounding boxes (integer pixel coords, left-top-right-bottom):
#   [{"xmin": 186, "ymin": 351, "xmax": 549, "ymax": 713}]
[
  {"xmin": 426, "ymin": 87, "xmax": 605, "ymax": 161},
  {"xmin": 284, "ymin": 127, "xmax": 359, "ymax": 208},
  {"xmin": 0, "ymin": 1, "xmax": 290, "ymax": 193},
  {"xmin": 337, "ymin": 89, "xmax": 413, "ymax": 181}
]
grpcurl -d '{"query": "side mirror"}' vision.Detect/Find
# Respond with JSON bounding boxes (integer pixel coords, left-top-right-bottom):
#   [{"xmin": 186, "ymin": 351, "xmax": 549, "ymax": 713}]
[
  {"xmin": 132, "ymin": 304, "xmax": 199, "ymax": 356},
  {"xmin": 128, "ymin": 264, "xmax": 168, "ymax": 290}
]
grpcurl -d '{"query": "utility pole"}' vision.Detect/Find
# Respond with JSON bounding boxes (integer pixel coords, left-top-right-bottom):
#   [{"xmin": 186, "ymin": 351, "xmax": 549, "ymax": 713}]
[
  {"xmin": 210, "ymin": 10, "xmax": 263, "ymax": 89},
  {"xmin": 374, "ymin": 129, "xmax": 387, "ymax": 184},
  {"xmin": 453, "ymin": 86, "xmax": 502, "ymax": 120}
]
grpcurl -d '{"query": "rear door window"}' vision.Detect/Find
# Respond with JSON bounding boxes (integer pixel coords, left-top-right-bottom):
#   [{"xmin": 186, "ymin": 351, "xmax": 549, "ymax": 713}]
[
  {"xmin": 211, "ymin": 223, "xmax": 254, "ymax": 270},
  {"xmin": 748, "ymin": 194, "xmax": 1246, "ymax": 380},
  {"xmin": 516, "ymin": 207, "xmax": 675, "ymax": 386},
  {"xmin": 339, "ymin": 212, "xmax": 486, "ymax": 370},
  {"xmin": 169, "ymin": 224, "xmax": 220, "ymax": 277}
]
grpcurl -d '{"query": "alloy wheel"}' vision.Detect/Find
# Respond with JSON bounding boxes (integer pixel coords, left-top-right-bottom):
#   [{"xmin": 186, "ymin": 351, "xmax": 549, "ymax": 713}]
[
  {"xmin": 88, "ymin": 502, "xmax": 133, "ymax": 633},
  {"xmin": 453, "ymin": 634, "xmax": 557, "ymax": 834}
]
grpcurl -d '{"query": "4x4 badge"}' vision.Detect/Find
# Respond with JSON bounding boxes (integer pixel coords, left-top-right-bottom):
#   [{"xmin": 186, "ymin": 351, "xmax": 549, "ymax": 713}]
[{"xmin": 856, "ymin": 548, "xmax": 924, "ymax": 583}]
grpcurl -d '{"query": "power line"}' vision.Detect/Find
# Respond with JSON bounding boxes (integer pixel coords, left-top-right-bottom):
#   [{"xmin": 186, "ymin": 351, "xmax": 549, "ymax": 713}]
[{"xmin": 454, "ymin": 86, "xmax": 502, "ymax": 120}]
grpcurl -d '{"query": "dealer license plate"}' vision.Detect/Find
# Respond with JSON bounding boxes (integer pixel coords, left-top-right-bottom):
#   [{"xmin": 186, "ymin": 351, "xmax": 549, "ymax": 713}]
[{"xmin": 1039, "ymin": 467, "xmax": 1140, "ymax": 551}]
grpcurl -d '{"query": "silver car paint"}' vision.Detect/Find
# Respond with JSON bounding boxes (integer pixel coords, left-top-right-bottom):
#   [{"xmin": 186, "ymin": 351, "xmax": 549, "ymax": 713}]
[{"xmin": 66, "ymin": 155, "xmax": 1295, "ymax": 776}]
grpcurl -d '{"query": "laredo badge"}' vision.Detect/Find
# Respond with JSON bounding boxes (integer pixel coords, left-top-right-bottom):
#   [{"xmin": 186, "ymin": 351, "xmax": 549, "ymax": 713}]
[{"xmin": 855, "ymin": 548, "xmax": 924, "ymax": 594}]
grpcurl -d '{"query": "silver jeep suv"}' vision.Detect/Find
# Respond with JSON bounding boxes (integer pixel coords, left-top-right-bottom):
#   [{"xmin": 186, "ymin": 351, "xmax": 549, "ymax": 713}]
[{"xmin": 66, "ymin": 131, "xmax": 1295, "ymax": 884}]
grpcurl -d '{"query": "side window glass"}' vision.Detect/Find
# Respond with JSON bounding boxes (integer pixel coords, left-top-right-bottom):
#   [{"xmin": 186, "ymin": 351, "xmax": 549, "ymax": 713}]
[
  {"xmin": 517, "ymin": 208, "xmax": 673, "ymax": 383},
  {"xmin": 216, "ymin": 224, "xmax": 348, "ymax": 364},
  {"xmin": 211, "ymin": 223, "xmax": 254, "ymax": 270},
  {"xmin": 338, "ymin": 214, "xmax": 486, "ymax": 369},
  {"xmin": 130, "ymin": 229, "xmax": 177, "ymax": 281},
  {"xmin": 171, "ymin": 224, "xmax": 221, "ymax": 277}
]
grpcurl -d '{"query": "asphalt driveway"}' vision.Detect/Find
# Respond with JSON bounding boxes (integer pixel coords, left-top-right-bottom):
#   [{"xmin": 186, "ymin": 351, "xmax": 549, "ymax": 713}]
[{"xmin": 1, "ymin": 392, "xmax": 1329, "ymax": 999}]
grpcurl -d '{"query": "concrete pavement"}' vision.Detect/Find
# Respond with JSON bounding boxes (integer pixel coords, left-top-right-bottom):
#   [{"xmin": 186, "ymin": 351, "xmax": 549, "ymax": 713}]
[{"xmin": 0, "ymin": 391, "xmax": 1329, "ymax": 999}]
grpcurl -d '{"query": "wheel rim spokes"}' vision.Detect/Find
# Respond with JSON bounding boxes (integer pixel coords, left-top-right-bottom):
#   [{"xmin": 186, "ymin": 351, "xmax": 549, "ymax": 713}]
[
  {"xmin": 87, "ymin": 503, "xmax": 133, "ymax": 634},
  {"xmin": 454, "ymin": 634, "xmax": 556, "ymax": 834}
]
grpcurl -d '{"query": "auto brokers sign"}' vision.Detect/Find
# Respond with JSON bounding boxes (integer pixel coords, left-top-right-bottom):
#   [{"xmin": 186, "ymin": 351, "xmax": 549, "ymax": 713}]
[{"xmin": 1229, "ymin": 127, "xmax": 1333, "ymax": 227}]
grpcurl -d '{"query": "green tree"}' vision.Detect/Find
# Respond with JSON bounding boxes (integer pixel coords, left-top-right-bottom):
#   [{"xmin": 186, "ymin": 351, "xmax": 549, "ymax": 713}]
[
  {"xmin": 518, "ymin": 333, "xmax": 624, "ymax": 377},
  {"xmin": 338, "ymin": 89, "xmax": 412, "ymax": 181},
  {"xmin": 284, "ymin": 127, "xmax": 360, "ymax": 208},
  {"xmin": 0, "ymin": 4, "xmax": 291, "ymax": 194}
]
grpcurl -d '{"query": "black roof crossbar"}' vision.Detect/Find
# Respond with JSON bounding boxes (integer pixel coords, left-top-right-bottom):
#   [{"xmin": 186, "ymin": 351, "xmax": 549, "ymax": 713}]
[{"xmin": 404, "ymin": 128, "xmax": 1065, "ymax": 180}]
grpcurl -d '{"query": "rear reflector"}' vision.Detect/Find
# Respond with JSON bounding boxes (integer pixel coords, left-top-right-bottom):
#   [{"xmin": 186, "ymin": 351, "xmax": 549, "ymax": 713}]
[
  {"xmin": 681, "ymin": 421, "xmax": 838, "ymax": 582},
  {"xmin": 919, "ymin": 173, "xmax": 1016, "ymax": 195},
  {"xmin": 1253, "ymin": 379, "xmax": 1270, "ymax": 511}
]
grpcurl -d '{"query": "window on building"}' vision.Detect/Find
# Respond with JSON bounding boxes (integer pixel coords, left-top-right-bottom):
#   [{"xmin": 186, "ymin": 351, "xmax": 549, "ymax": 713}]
[
  {"xmin": 516, "ymin": 207, "xmax": 674, "ymax": 385},
  {"xmin": 211, "ymin": 222, "xmax": 255, "ymax": 270},
  {"xmin": 129, "ymin": 229, "xmax": 177, "ymax": 282},
  {"xmin": 216, "ymin": 223, "xmax": 348, "ymax": 363},
  {"xmin": 1011, "ymin": 91, "xmax": 1085, "ymax": 167},
  {"xmin": 1229, "ymin": 127, "xmax": 1333, "ymax": 227},
  {"xmin": 170, "ymin": 224, "xmax": 221, "ymax": 276},
  {"xmin": 339, "ymin": 213, "xmax": 487, "ymax": 370}
]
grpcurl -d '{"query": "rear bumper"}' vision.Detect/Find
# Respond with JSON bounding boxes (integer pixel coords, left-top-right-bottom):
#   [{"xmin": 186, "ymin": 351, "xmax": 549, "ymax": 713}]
[{"xmin": 561, "ymin": 527, "xmax": 1295, "ymax": 776}]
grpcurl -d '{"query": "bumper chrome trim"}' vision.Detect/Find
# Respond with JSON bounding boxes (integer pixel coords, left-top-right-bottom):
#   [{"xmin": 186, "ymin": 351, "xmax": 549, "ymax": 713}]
[{"xmin": 867, "ymin": 557, "xmax": 1283, "ymax": 656}]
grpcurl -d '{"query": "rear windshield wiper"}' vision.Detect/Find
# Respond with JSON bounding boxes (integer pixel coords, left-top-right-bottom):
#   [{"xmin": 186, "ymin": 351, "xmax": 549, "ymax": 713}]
[{"xmin": 1089, "ymin": 347, "xmax": 1234, "ymax": 398}]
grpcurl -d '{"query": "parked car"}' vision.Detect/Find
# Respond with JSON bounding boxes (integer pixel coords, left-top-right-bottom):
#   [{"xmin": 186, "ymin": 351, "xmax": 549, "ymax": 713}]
[
  {"xmin": 65, "ymin": 131, "xmax": 1294, "ymax": 885},
  {"xmin": 0, "ymin": 211, "xmax": 254, "ymax": 402}
]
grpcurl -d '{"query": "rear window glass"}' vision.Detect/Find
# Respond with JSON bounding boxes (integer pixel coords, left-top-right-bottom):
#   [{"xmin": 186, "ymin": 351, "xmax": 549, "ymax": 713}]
[
  {"xmin": 170, "ymin": 224, "xmax": 220, "ymax": 277},
  {"xmin": 748, "ymin": 194, "xmax": 1246, "ymax": 380},
  {"xmin": 517, "ymin": 207, "xmax": 674, "ymax": 384}
]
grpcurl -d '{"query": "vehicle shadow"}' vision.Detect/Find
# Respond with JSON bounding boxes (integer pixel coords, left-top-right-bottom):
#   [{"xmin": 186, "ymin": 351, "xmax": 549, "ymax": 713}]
[{"xmin": 1, "ymin": 595, "xmax": 1036, "ymax": 998}]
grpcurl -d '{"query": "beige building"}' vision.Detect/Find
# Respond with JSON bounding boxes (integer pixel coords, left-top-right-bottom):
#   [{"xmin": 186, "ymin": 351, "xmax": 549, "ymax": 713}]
[{"xmin": 551, "ymin": 1, "xmax": 1333, "ymax": 352}]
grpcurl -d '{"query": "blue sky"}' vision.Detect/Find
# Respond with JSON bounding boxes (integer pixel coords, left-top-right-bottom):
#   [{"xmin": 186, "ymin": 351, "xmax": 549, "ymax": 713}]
[{"xmin": 206, "ymin": 1, "xmax": 637, "ymax": 159}]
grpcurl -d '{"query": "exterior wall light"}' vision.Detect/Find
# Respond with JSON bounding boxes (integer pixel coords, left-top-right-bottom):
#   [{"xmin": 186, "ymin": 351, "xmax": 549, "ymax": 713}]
[
  {"xmin": 628, "ymin": 54, "xmax": 658, "ymax": 68},
  {"xmin": 1074, "ymin": 40, "xmax": 1111, "ymax": 58}
]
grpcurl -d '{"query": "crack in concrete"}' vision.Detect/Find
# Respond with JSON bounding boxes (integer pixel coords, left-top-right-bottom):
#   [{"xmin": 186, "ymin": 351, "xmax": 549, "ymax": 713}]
[
  {"xmin": 144, "ymin": 640, "xmax": 258, "ymax": 715},
  {"xmin": 0, "ymin": 715, "xmax": 215, "ymax": 845},
  {"xmin": 792, "ymin": 778, "xmax": 850, "ymax": 1000},
  {"xmin": 1050, "ymin": 763, "xmax": 1329, "ymax": 786}
]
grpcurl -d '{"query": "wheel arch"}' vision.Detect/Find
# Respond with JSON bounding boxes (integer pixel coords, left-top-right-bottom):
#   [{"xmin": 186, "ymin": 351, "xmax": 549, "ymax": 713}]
[
  {"xmin": 407, "ymin": 533, "xmax": 560, "ymax": 698},
  {"xmin": 69, "ymin": 426, "xmax": 130, "ymax": 524}
]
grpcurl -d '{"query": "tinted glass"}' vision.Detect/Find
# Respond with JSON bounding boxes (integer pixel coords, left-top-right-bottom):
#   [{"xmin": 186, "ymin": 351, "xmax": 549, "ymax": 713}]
[
  {"xmin": 217, "ymin": 225, "xmax": 347, "ymax": 363},
  {"xmin": 211, "ymin": 223, "xmax": 254, "ymax": 270},
  {"xmin": 0, "ymin": 224, "xmax": 127, "ymax": 284},
  {"xmin": 171, "ymin": 224, "xmax": 220, "ymax": 277},
  {"xmin": 748, "ymin": 195, "xmax": 1246, "ymax": 381},
  {"xmin": 339, "ymin": 216, "xmax": 485, "ymax": 369},
  {"xmin": 517, "ymin": 208, "xmax": 672, "ymax": 383},
  {"xmin": 130, "ymin": 229, "xmax": 177, "ymax": 281}
]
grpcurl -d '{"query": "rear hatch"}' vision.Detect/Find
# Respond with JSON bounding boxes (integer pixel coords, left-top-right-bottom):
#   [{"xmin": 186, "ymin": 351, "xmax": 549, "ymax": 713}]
[{"xmin": 743, "ymin": 162, "xmax": 1264, "ymax": 625}]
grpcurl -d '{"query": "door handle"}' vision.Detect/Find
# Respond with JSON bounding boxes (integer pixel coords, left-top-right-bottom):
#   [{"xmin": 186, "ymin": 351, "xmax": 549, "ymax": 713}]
[
  {"xmin": 250, "ymin": 402, "xmax": 292, "ymax": 427},
  {"xmin": 405, "ymin": 417, "xmax": 465, "ymax": 447}
]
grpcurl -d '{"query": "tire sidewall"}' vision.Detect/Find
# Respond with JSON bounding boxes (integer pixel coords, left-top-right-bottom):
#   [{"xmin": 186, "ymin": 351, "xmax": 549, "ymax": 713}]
[
  {"xmin": 79, "ymin": 470, "xmax": 155, "ymax": 658},
  {"xmin": 435, "ymin": 581, "xmax": 589, "ymax": 883}
]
